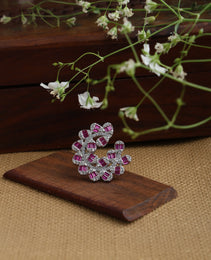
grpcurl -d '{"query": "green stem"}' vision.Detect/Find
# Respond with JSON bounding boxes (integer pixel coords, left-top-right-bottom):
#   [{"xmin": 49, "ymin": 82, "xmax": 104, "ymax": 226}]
[
  {"xmin": 158, "ymin": 0, "xmax": 179, "ymax": 17},
  {"xmin": 170, "ymin": 85, "xmax": 186, "ymax": 126},
  {"xmin": 173, "ymin": 116, "xmax": 211, "ymax": 129},
  {"xmin": 135, "ymin": 63, "xmax": 211, "ymax": 93},
  {"xmin": 131, "ymin": 125, "xmax": 169, "ymax": 139},
  {"xmin": 137, "ymin": 76, "xmax": 166, "ymax": 108},
  {"xmin": 36, "ymin": 7, "xmax": 55, "ymax": 27},
  {"xmin": 132, "ymin": 76, "xmax": 170, "ymax": 124},
  {"xmin": 180, "ymin": 41, "xmax": 211, "ymax": 50},
  {"xmin": 183, "ymin": 18, "xmax": 211, "ymax": 22},
  {"xmin": 124, "ymin": 33, "xmax": 140, "ymax": 63},
  {"xmin": 180, "ymin": 59, "xmax": 211, "ymax": 64},
  {"xmin": 164, "ymin": 73, "xmax": 211, "ymax": 92}
]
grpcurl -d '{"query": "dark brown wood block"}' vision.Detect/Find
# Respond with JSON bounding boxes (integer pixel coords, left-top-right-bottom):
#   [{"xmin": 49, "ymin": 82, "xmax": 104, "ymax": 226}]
[
  {"xmin": 0, "ymin": 1, "xmax": 210, "ymax": 153},
  {"xmin": 0, "ymin": 72, "xmax": 210, "ymax": 153},
  {"xmin": 3, "ymin": 151, "xmax": 177, "ymax": 222}
]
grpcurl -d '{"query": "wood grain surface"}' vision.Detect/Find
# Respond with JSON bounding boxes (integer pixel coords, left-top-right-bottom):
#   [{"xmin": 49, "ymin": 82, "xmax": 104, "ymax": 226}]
[
  {"xmin": 3, "ymin": 151, "xmax": 177, "ymax": 222},
  {"xmin": 0, "ymin": 71, "xmax": 210, "ymax": 153},
  {"xmin": 0, "ymin": 1, "xmax": 210, "ymax": 153}
]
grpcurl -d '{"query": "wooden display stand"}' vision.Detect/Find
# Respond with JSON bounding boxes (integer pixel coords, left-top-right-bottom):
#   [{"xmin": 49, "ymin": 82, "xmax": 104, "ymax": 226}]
[{"xmin": 3, "ymin": 151, "xmax": 177, "ymax": 222}]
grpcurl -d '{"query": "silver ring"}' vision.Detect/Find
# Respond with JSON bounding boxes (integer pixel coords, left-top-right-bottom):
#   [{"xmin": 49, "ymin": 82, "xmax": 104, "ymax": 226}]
[{"xmin": 72, "ymin": 122, "xmax": 131, "ymax": 182}]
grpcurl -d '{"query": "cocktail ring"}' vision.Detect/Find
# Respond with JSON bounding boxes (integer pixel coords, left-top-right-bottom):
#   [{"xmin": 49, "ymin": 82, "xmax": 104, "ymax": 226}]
[{"xmin": 72, "ymin": 122, "xmax": 131, "ymax": 182}]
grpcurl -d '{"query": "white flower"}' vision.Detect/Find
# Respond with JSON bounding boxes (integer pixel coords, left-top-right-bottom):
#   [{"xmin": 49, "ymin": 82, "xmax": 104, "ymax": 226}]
[
  {"xmin": 120, "ymin": 107, "xmax": 139, "ymax": 121},
  {"xmin": 0, "ymin": 15, "xmax": 11, "ymax": 24},
  {"xmin": 137, "ymin": 30, "xmax": 147, "ymax": 41},
  {"xmin": 118, "ymin": 0, "xmax": 130, "ymax": 5},
  {"xmin": 172, "ymin": 64, "xmax": 187, "ymax": 80},
  {"xmin": 121, "ymin": 7, "xmax": 134, "ymax": 17},
  {"xmin": 107, "ymin": 26, "xmax": 118, "ymax": 39},
  {"xmin": 40, "ymin": 81, "xmax": 69, "ymax": 100},
  {"xmin": 76, "ymin": 0, "xmax": 91, "ymax": 13},
  {"xmin": 144, "ymin": 16, "xmax": 155, "ymax": 25},
  {"xmin": 78, "ymin": 91, "xmax": 103, "ymax": 109},
  {"xmin": 21, "ymin": 13, "xmax": 27, "ymax": 25},
  {"xmin": 155, "ymin": 42, "xmax": 164, "ymax": 53},
  {"xmin": 108, "ymin": 10, "xmax": 121, "ymax": 21},
  {"xmin": 141, "ymin": 43, "xmax": 167, "ymax": 76},
  {"xmin": 118, "ymin": 59, "xmax": 136, "ymax": 77},
  {"xmin": 144, "ymin": 0, "xmax": 158, "ymax": 13},
  {"xmin": 168, "ymin": 32, "xmax": 181, "ymax": 46},
  {"xmin": 66, "ymin": 17, "xmax": 76, "ymax": 27},
  {"xmin": 96, "ymin": 15, "xmax": 109, "ymax": 29},
  {"xmin": 143, "ymin": 43, "xmax": 150, "ymax": 54},
  {"xmin": 119, "ymin": 17, "xmax": 134, "ymax": 34}
]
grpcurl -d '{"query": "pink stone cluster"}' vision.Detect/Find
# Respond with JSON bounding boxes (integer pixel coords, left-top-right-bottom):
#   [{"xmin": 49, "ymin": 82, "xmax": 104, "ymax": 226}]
[{"xmin": 72, "ymin": 122, "xmax": 131, "ymax": 182}]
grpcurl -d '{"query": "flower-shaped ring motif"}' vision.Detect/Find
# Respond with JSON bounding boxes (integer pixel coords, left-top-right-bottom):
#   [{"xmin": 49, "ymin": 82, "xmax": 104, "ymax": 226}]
[{"xmin": 72, "ymin": 122, "xmax": 131, "ymax": 182}]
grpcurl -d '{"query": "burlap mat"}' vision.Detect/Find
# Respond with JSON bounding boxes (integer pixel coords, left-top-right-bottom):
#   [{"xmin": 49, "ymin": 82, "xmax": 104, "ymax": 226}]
[{"xmin": 0, "ymin": 137, "xmax": 210, "ymax": 260}]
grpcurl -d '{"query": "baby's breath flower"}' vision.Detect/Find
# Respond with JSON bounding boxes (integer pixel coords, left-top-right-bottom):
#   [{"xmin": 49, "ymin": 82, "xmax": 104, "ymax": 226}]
[
  {"xmin": 76, "ymin": 0, "xmax": 91, "ymax": 13},
  {"xmin": 155, "ymin": 42, "xmax": 164, "ymax": 53},
  {"xmin": 168, "ymin": 32, "xmax": 181, "ymax": 46},
  {"xmin": 78, "ymin": 91, "xmax": 103, "ymax": 109},
  {"xmin": 118, "ymin": 0, "xmax": 130, "ymax": 5},
  {"xmin": 172, "ymin": 64, "xmax": 187, "ymax": 80},
  {"xmin": 155, "ymin": 42, "xmax": 171, "ymax": 54},
  {"xmin": 144, "ymin": 16, "xmax": 155, "ymax": 25},
  {"xmin": 21, "ymin": 13, "xmax": 27, "ymax": 25},
  {"xmin": 119, "ymin": 17, "xmax": 134, "ymax": 34},
  {"xmin": 120, "ymin": 107, "xmax": 139, "ymax": 121},
  {"xmin": 141, "ymin": 43, "xmax": 167, "ymax": 76},
  {"xmin": 118, "ymin": 59, "xmax": 136, "ymax": 77},
  {"xmin": 137, "ymin": 30, "xmax": 147, "ymax": 41},
  {"xmin": 121, "ymin": 6, "xmax": 134, "ymax": 17},
  {"xmin": 107, "ymin": 26, "xmax": 118, "ymax": 39},
  {"xmin": 0, "ymin": 15, "xmax": 12, "ymax": 24},
  {"xmin": 96, "ymin": 15, "xmax": 109, "ymax": 29},
  {"xmin": 40, "ymin": 81, "xmax": 69, "ymax": 100},
  {"xmin": 108, "ymin": 10, "xmax": 121, "ymax": 21},
  {"xmin": 66, "ymin": 17, "xmax": 76, "ymax": 27},
  {"xmin": 144, "ymin": 0, "xmax": 158, "ymax": 14}
]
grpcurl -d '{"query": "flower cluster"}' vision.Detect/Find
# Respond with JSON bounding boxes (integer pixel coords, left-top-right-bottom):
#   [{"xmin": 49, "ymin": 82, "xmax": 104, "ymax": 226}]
[
  {"xmin": 2, "ymin": 0, "xmax": 207, "ymax": 136},
  {"xmin": 96, "ymin": 0, "xmax": 134, "ymax": 40},
  {"xmin": 141, "ymin": 44, "xmax": 167, "ymax": 76},
  {"xmin": 76, "ymin": 0, "xmax": 91, "ymax": 13}
]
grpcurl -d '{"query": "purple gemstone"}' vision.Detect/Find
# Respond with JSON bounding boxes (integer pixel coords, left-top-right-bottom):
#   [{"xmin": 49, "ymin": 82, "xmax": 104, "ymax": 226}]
[
  {"xmin": 88, "ymin": 154, "xmax": 96, "ymax": 162},
  {"xmin": 122, "ymin": 156, "xmax": 129, "ymax": 165},
  {"xmin": 87, "ymin": 143, "xmax": 96, "ymax": 149},
  {"xmin": 108, "ymin": 153, "xmax": 115, "ymax": 159},
  {"xmin": 74, "ymin": 141, "xmax": 82, "ymax": 150},
  {"xmin": 89, "ymin": 172, "xmax": 97, "ymax": 179},
  {"xmin": 102, "ymin": 175, "xmax": 107, "ymax": 181},
  {"xmin": 115, "ymin": 166, "xmax": 121, "ymax": 175},
  {"xmin": 79, "ymin": 165, "xmax": 88, "ymax": 172},
  {"xmin": 99, "ymin": 159, "xmax": 107, "ymax": 167},
  {"xmin": 99, "ymin": 137, "xmax": 107, "ymax": 146},
  {"xmin": 115, "ymin": 144, "xmax": 124, "ymax": 150},
  {"xmin": 82, "ymin": 130, "xmax": 89, "ymax": 138},
  {"xmin": 104, "ymin": 172, "xmax": 109, "ymax": 177},
  {"xmin": 93, "ymin": 124, "xmax": 101, "ymax": 133},
  {"xmin": 104, "ymin": 125, "xmax": 113, "ymax": 132},
  {"xmin": 73, "ymin": 155, "xmax": 82, "ymax": 161}
]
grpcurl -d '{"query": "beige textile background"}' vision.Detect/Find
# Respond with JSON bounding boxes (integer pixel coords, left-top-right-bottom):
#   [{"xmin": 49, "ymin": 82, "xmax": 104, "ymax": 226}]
[{"xmin": 0, "ymin": 137, "xmax": 210, "ymax": 260}]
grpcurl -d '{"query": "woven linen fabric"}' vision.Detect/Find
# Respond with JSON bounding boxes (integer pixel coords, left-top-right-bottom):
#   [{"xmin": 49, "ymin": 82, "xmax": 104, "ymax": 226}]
[{"xmin": 0, "ymin": 137, "xmax": 210, "ymax": 260}]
